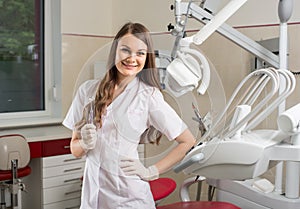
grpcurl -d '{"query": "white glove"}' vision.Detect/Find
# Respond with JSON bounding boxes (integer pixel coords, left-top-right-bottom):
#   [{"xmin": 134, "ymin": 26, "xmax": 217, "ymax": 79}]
[
  {"xmin": 79, "ymin": 124, "xmax": 97, "ymax": 152},
  {"xmin": 120, "ymin": 158, "xmax": 159, "ymax": 181}
]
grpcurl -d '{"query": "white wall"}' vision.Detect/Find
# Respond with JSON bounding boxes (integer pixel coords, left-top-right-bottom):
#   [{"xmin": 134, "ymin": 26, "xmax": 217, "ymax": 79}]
[
  {"xmin": 111, "ymin": 0, "xmax": 174, "ymax": 33},
  {"xmin": 61, "ymin": 0, "xmax": 300, "ymax": 35},
  {"xmin": 61, "ymin": 0, "xmax": 113, "ymax": 35}
]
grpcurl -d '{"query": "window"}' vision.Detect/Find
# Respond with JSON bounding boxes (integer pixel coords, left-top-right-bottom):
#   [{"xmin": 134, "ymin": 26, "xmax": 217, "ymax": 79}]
[{"xmin": 0, "ymin": 0, "xmax": 62, "ymax": 128}]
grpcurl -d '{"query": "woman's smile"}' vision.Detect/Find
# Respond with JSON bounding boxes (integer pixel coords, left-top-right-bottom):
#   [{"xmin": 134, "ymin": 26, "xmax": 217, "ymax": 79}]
[{"xmin": 121, "ymin": 60, "xmax": 138, "ymax": 70}]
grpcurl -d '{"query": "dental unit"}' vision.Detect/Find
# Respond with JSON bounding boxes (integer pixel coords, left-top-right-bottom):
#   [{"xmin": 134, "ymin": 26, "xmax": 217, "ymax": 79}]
[{"xmin": 165, "ymin": 0, "xmax": 299, "ymax": 208}]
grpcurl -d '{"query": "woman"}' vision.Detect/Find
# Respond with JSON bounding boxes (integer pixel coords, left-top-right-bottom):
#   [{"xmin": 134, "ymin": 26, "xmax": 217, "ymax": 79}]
[{"xmin": 63, "ymin": 22, "xmax": 196, "ymax": 209}]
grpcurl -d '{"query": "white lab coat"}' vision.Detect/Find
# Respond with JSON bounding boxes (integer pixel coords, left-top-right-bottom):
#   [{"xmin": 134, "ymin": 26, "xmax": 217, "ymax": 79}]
[{"xmin": 63, "ymin": 77, "xmax": 187, "ymax": 209}]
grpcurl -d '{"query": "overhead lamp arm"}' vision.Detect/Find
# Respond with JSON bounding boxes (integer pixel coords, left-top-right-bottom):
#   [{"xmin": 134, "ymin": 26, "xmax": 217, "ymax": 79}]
[
  {"xmin": 170, "ymin": 0, "xmax": 280, "ymax": 68},
  {"xmin": 192, "ymin": 0, "xmax": 247, "ymax": 45}
]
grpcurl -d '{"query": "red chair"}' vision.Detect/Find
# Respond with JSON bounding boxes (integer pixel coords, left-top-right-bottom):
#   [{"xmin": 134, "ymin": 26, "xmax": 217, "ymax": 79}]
[
  {"xmin": 151, "ymin": 177, "xmax": 241, "ymax": 209},
  {"xmin": 0, "ymin": 135, "xmax": 31, "ymax": 209},
  {"xmin": 149, "ymin": 177, "xmax": 177, "ymax": 204},
  {"xmin": 157, "ymin": 201, "xmax": 240, "ymax": 209}
]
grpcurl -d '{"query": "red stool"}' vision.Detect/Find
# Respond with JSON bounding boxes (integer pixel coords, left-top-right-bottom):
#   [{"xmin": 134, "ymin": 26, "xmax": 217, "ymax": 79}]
[
  {"xmin": 0, "ymin": 135, "xmax": 31, "ymax": 209},
  {"xmin": 149, "ymin": 178, "xmax": 177, "ymax": 204}
]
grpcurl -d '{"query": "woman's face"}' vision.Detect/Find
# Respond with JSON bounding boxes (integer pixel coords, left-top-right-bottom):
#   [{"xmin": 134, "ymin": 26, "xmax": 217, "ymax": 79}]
[{"xmin": 115, "ymin": 34, "xmax": 148, "ymax": 79}]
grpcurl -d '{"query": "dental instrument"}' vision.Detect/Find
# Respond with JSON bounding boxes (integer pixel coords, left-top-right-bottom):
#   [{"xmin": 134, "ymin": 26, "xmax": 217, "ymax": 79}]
[
  {"xmin": 192, "ymin": 102, "xmax": 207, "ymax": 136},
  {"xmin": 87, "ymin": 98, "xmax": 94, "ymax": 124}
]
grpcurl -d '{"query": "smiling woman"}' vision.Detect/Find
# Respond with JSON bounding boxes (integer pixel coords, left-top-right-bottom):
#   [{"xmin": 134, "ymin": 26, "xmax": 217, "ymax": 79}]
[
  {"xmin": 63, "ymin": 22, "xmax": 196, "ymax": 209},
  {"xmin": 0, "ymin": 0, "xmax": 62, "ymax": 128},
  {"xmin": 115, "ymin": 34, "xmax": 148, "ymax": 80}
]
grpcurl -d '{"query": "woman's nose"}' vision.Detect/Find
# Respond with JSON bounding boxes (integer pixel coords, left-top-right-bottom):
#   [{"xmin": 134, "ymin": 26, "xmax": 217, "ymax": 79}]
[
  {"xmin": 126, "ymin": 54, "xmax": 137, "ymax": 62},
  {"xmin": 129, "ymin": 52, "xmax": 137, "ymax": 58}
]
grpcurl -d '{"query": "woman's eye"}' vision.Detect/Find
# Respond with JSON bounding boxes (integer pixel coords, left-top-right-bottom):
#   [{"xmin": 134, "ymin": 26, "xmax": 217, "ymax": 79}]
[
  {"xmin": 120, "ymin": 48, "xmax": 131, "ymax": 54},
  {"xmin": 137, "ymin": 51, "xmax": 146, "ymax": 56}
]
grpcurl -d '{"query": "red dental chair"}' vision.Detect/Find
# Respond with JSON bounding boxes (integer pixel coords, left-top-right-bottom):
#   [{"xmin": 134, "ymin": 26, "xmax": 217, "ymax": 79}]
[
  {"xmin": 150, "ymin": 177, "xmax": 241, "ymax": 209},
  {"xmin": 0, "ymin": 134, "xmax": 31, "ymax": 209},
  {"xmin": 149, "ymin": 177, "xmax": 177, "ymax": 204}
]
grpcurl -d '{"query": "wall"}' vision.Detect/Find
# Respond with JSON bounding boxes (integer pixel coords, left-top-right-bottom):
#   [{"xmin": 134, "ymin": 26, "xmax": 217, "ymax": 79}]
[
  {"xmin": 61, "ymin": 0, "xmax": 300, "ymax": 205},
  {"xmin": 111, "ymin": 0, "xmax": 174, "ymax": 33},
  {"xmin": 61, "ymin": 0, "xmax": 113, "ymax": 112},
  {"xmin": 62, "ymin": 0, "xmax": 300, "ymax": 114},
  {"xmin": 61, "ymin": 0, "xmax": 112, "ymax": 35}
]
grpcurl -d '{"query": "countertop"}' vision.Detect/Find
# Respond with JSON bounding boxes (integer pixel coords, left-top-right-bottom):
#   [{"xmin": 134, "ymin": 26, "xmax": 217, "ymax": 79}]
[{"xmin": 0, "ymin": 125, "xmax": 72, "ymax": 142}]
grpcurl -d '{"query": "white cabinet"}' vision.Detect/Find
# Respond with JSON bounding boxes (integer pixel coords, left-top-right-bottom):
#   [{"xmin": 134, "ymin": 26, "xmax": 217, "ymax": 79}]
[
  {"xmin": 42, "ymin": 154, "xmax": 85, "ymax": 208},
  {"xmin": 43, "ymin": 198, "xmax": 81, "ymax": 209},
  {"xmin": 22, "ymin": 154, "xmax": 85, "ymax": 209}
]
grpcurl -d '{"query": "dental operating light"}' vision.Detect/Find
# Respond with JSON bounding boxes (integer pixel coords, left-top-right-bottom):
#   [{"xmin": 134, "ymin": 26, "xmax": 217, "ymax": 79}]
[{"xmin": 166, "ymin": 0, "xmax": 248, "ymax": 97}]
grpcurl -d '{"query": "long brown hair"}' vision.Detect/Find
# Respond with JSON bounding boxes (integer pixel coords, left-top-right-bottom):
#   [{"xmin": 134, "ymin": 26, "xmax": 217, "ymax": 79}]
[{"xmin": 94, "ymin": 22, "xmax": 162, "ymax": 144}]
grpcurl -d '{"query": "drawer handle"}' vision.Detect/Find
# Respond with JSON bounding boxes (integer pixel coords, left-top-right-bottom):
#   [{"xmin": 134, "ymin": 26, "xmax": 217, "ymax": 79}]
[
  {"xmin": 64, "ymin": 177, "xmax": 82, "ymax": 183},
  {"xmin": 64, "ymin": 158, "xmax": 82, "ymax": 162},
  {"xmin": 64, "ymin": 145, "xmax": 71, "ymax": 149},
  {"xmin": 64, "ymin": 167, "xmax": 82, "ymax": 173},
  {"xmin": 65, "ymin": 189, "xmax": 81, "ymax": 196},
  {"xmin": 65, "ymin": 206, "xmax": 80, "ymax": 209}
]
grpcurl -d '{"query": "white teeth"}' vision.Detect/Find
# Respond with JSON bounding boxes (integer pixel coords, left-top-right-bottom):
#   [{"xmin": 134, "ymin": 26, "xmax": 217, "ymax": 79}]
[{"xmin": 122, "ymin": 61, "xmax": 137, "ymax": 67}]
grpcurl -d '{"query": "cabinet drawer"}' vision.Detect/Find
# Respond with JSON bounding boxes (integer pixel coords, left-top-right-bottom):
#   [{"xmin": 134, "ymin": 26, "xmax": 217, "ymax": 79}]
[
  {"xmin": 44, "ymin": 198, "xmax": 81, "ymax": 209},
  {"xmin": 42, "ymin": 154, "xmax": 85, "ymax": 168},
  {"xmin": 42, "ymin": 138, "xmax": 72, "ymax": 157},
  {"xmin": 43, "ymin": 172, "xmax": 83, "ymax": 189},
  {"xmin": 44, "ymin": 198, "xmax": 80, "ymax": 209},
  {"xmin": 43, "ymin": 183, "xmax": 82, "ymax": 204},
  {"xmin": 43, "ymin": 162, "xmax": 85, "ymax": 178}
]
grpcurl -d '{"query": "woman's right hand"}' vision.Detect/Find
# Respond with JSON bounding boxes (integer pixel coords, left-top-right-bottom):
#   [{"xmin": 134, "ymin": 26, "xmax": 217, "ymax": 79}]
[{"xmin": 79, "ymin": 124, "xmax": 97, "ymax": 152}]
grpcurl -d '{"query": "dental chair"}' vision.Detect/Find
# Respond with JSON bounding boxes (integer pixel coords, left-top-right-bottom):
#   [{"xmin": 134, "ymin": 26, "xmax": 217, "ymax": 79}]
[
  {"xmin": 169, "ymin": 68, "xmax": 296, "ymax": 208},
  {"xmin": 174, "ymin": 68, "xmax": 295, "ymax": 180},
  {"xmin": 0, "ymin": 135, "xmax": 31, "ymax": 209},
  {"xmin": 149, "ymin": 177, "xmax": 177, "ymax": 204},
  {"xmin": 155, "ymin": 176, "xmax": 241, "ymax": 209}
]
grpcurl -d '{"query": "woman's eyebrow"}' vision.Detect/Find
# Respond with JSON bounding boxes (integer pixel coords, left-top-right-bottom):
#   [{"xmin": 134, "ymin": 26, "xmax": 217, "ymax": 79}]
[
  {"xmin": 120, "ymin": 44, "xmax": 130, "ymax": 48},
  {"xmin": 138, "ymin": 49, "xmax": 147, "ymax": 52},
  {"xmin": 120, "ymin": 44, "xmax": 147, "ymax": 51}
]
